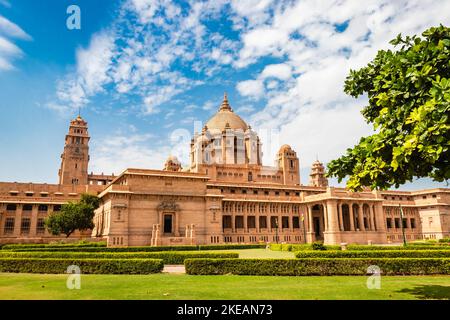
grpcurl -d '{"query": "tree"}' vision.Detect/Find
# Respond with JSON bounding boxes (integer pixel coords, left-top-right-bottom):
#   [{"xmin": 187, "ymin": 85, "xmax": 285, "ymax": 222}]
[
  {"xmin": 45, "ymin": 193, "xmax": 100, "ymax": 238},
  {"xmin": 327, "ymin": 25, "xmax": 450, "ymax": 191}
]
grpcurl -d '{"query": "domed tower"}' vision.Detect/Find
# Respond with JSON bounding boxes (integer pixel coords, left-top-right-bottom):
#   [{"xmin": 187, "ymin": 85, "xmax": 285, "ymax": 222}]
[
  {"xmin": 164, "ymin": 155, "xmax": 182, "ymax": 172},
  {"xmin": 58, "ymin": 115, "xmax": 90, "ymax": 185},
  {"xmin": 276, "ymin": 145, "xmax": 300, "ymax": 186},
  {"xmin": 189, "ymin": 93, "xmax": 262, "ymax": 171},
  {"xmin": 309, "ymin": 159, "xmax": 328, "ymax": 187}
]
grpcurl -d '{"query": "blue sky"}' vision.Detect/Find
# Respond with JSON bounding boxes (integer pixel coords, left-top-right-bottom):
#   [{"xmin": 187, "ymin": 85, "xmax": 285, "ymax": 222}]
[{"xmin": 0, "ymin": 0, "xmax": 449, "ymax": 190}]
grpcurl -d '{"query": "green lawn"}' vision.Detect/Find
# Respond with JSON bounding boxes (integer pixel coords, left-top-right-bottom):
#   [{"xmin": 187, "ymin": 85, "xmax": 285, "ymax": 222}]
[{"xmin": 0, "ymin": 273, "xmax": 449, "ymax": 300}]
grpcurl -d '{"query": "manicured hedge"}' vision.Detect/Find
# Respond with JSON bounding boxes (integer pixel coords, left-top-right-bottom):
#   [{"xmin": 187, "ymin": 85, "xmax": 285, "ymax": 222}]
[
  {"xmin": 2, "ymin": 242, "xmax": 107, "ymax": 250},
  {"xmin": 347, "ymin": 245, "xmax": 450, "ymax": 251},
  {"xmin": 5, "ymin": 245, "xmax": 198, "ymax": 252},
  {"xmin": 439, "ymin": 238, "xmax": 450, "ymax": 243},
  {"xmin": 0, "ymin": 258, "xmax": 163, "ymax": 274},
  {"xmin": 295, "ymin": 250, "xmax": 450, "ymax": 259},
  {"xmin": 270, "ymin": 243, "xmax": 341, "ymax": 251},
  {"xmin": 198, "ymin": 244, "xmax": 266, "ymax": 250},
  {"xmin": 0, "ymin": 251, "xmax": 239, "ymax": 264},
  {"xmin": 6, "ymin": 244, "xmax": 265, "ymax": 253},
  {"xmin": 185, "ymin": 258, "xmax": 450, "ymax": 276}
]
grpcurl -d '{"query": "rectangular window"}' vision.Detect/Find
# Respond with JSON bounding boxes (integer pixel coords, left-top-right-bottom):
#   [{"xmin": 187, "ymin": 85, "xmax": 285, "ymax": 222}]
[
  {"xmin": 222, "ymin": 216, "xmax": 232, "ymax": 229},
  {"xmin": 402, "ymin": 218, "xmax": 408, "ymax": 229},
  {"xmin": 6, "ymin": 204, "xmax": 16, "ymax": 211},
  {"xmin": 235, "ymin": 216, "xmax": 244, "ymax": 229},
  {"xmin": 23, "ymin": 204, "xmax": 32, "ymax": 211},
  {"xmin": 282, "ymin": 216, "xmax": 289, "ymax": 229},
  {"xmin": 21, "ymin": 218, "xmax": 31, "ymax": 234},
  {"xmin": 410, "ymin": 218, "xmax": 416, "ymax": 229},
  {"xmin": 247, "ymin": 216, "xmax": 256, "ymax": 229},
  {"xmin": 270, "ymin": 216, "xmax": 278, "ymax": 228},
  {"xmin": 386, "ymin": 218, "xmax": 392, "ymax": 228},
  {"xmin": 4, "ymin": 218, "xmax": 15, "ymax": 234},
  {"xmin": 53, "ymin": 205, "xmax": 61, "ymax": 212},
  {"xmin": 259, "ymin": 216, "xmax": 267, "ymax": 228},
  {"xmin": 36, "ymin": 218, "xmax": 45, "ymax": 234},
  {"xmin": 293, "ymin": 216, "xmax": 300, "ymax": 228},
  {"xmin": 38, "ymin": 204, "xmax": 48, "ymax": 212},
  {"xmin": 394, "ymin": 218, "xmax": 400, "ymax": 229}
]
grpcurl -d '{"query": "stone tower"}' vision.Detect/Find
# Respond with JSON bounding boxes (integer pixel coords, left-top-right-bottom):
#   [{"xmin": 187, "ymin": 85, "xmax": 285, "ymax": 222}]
[
  {"xmin": 276, "ymin": 145, "xmax": 300, "ymax": 186},
  {"xmin": 309, "ymin": 159, "xmax": 328, "ymax": 187},
  {"xmin": 164, "ymin": 155, "xmax": 182, "ymax": 172},
  {"xmin": 58, "ymin": 115, "xmax": 90, "ymax": 185}
]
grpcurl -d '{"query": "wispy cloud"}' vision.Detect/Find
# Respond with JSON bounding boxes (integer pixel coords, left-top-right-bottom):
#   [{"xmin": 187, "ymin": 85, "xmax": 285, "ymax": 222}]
[
  {"xmin": 0, "ymin": 15, "xmax": 31, "ymax": 71},
  {"xmin": 49, "ymin": 0, "xmax": 231, "ymax": 115}
]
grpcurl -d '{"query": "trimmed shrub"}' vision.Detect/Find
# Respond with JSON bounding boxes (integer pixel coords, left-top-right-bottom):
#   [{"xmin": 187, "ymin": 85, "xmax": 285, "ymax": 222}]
[
  {"xmin": 6, "ymin": 244, "xmax": 265, "ymax": 253},
  {"xmin": 311, "ymin": 242, "xmax": 326, "ymax": 251},
  {"xmin": 198, "ymin": 244, "xmax": 266, "ymax": 250},
  {"xmin": 438, "ymin": 238, "xmax": 450, "ymax": 243},
  {"xmin": 5, "ymin": 245, "xmax": 198, "ymax": 252},
  {"xmin": 270, "ymin": 243, "xmax": 340, "ymax": 251},
  {"xmin": 295, "ymin": 250, "xmax": 450, "ymax": 259},
  {"xmin": 347, "ymin": 245, "xmax": 450, "ymax": 251},
  {"xmin": 2, "ymin": 242, "xmax": 107, "ymax": 250},
  {"xmin": 0, "ymin": 258, "xmax": 163, "ymax": 274},
  {"xmin": 0, "ymin": 251, "xmax": 238, "ymax": 264},
  {"xmin": 185, "ymin": 258, "xmax": 450, "ymax": 276}
]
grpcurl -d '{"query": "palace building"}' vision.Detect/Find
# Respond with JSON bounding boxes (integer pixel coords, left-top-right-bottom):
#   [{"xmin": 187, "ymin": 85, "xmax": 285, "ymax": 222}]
[{"xmin": 0, "ymin": 94, "xmax": 449, "ymax": 246}]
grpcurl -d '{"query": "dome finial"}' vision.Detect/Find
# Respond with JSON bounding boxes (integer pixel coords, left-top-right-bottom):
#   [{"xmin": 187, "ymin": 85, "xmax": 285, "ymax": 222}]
[{"xmin": 219, "ymin": 92, "xmax": 232, "ymax": 112}]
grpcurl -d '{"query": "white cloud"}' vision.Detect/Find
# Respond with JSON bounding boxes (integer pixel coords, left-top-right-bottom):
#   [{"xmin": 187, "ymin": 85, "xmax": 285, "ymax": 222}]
[
  {"xmin": 236, "ymin": 79, "xmax": 264, "ymax": 99},
  {"xmin": 0, "ymin": 15, "xmax": 31, "ymax": 71},
  {"xmin": 202, "ymin": 100, "xmax": 216, "ymax": 111},
  {"xmin": 0, "ymin": 16, "xmax": 31, "ymax": 40},
  {"xmin": 52, "ymin": 32, "xmax": 115, "ymax": 112},
  {"xmin": 261, "ymin": 63, "xmax": 292, "ymax": 80},
  {"xmin": 235, "ymin": 105, "xmax": 255, "ymax": 113}
]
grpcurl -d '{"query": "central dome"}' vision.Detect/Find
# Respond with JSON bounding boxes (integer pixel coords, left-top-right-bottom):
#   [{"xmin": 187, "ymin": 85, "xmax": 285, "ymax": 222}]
[{"xmin": 205, "ymin": 93, "xmax": 249, "ymax": 131}]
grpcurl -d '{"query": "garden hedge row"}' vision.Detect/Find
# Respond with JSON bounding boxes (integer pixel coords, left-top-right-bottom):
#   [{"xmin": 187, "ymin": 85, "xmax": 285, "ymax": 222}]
[
  {"xmin": 6, "ymin": 244, "xmax": 265, "ymax": 253},
  {"xmin": 0, "ymin": 258, "xmax": 163, "ymax": 274},
  {"xmin": 270, "ymin": 243, "xmax": 341, "ymax": 251},
  {"xmin": 0, "ymin": 251, "xmax": 239, "ymax": 264},
  {"xmin": 347, "ymin": 245, "xmax": 450, "ymax": 251},
  {"xmin": 184, "ymin": 258, "xmax": 450, "ymax": 276},
  {"xmin": 295, "ymin": 250, "xmax": 450, "ymax": 259},
  {"xmin": 1, "ymin": 242, "xmax": 107, "ymax": 250}
]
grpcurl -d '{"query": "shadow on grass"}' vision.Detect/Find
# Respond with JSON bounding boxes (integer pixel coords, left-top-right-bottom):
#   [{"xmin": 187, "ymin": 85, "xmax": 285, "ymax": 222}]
[{"xmin": 398, "ymin": 285, "xmax": 450, "ymax": 300}]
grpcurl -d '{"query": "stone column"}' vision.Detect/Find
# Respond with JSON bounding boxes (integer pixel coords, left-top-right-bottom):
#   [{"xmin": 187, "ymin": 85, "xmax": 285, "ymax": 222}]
[
  {"xmin": 231, "ymin": 214, "xmax": 235, "ymax": 233},
  {"xmin": 29, "ymin": 204, "xmax": 38, "ymax": 237},
  {"xmin": 357, "ymin": 204, "xmax": 365, "ymax": 231},
  {"xmin": 323, "ymin": 204, "xmax": 329, "ymax": 232},
  {"xmin": 243, "ymin": 203, "xmax": 248, "ymax": 233},
  {"xmin": 13, "ymin": 204, "xmax": 23, "ymax": 237},
  {"xmin": 338, "ymin": 203, "xmax": 344, "ymax": 231},
  {"xmin": 326, "ymin": 201, "xmax": 339, "ymax": 232},
  {"xmin": 0, "ymin": 204, "xmax": 3, "ymax": 236},
  {"xmin": 369, "ymin": 205, "xmax": 375, "ymax": 231},
  {"xmin": 175, "ymin": 212, "xmax": 180, "ymax": 236},
  {"xmin": 256, "ymin": 211, "xmax": 260, "ymax": 233},
  {"xmin": 349, "ymin": 203, "xmax": 355, "ymax": 231},
  {"xmin": 307, "ymin": 204, "xmax": 315, "ymax": 243},
  {"xmin": 324, "ymin": 200, "xmax": 340, "ymax": 245}
]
